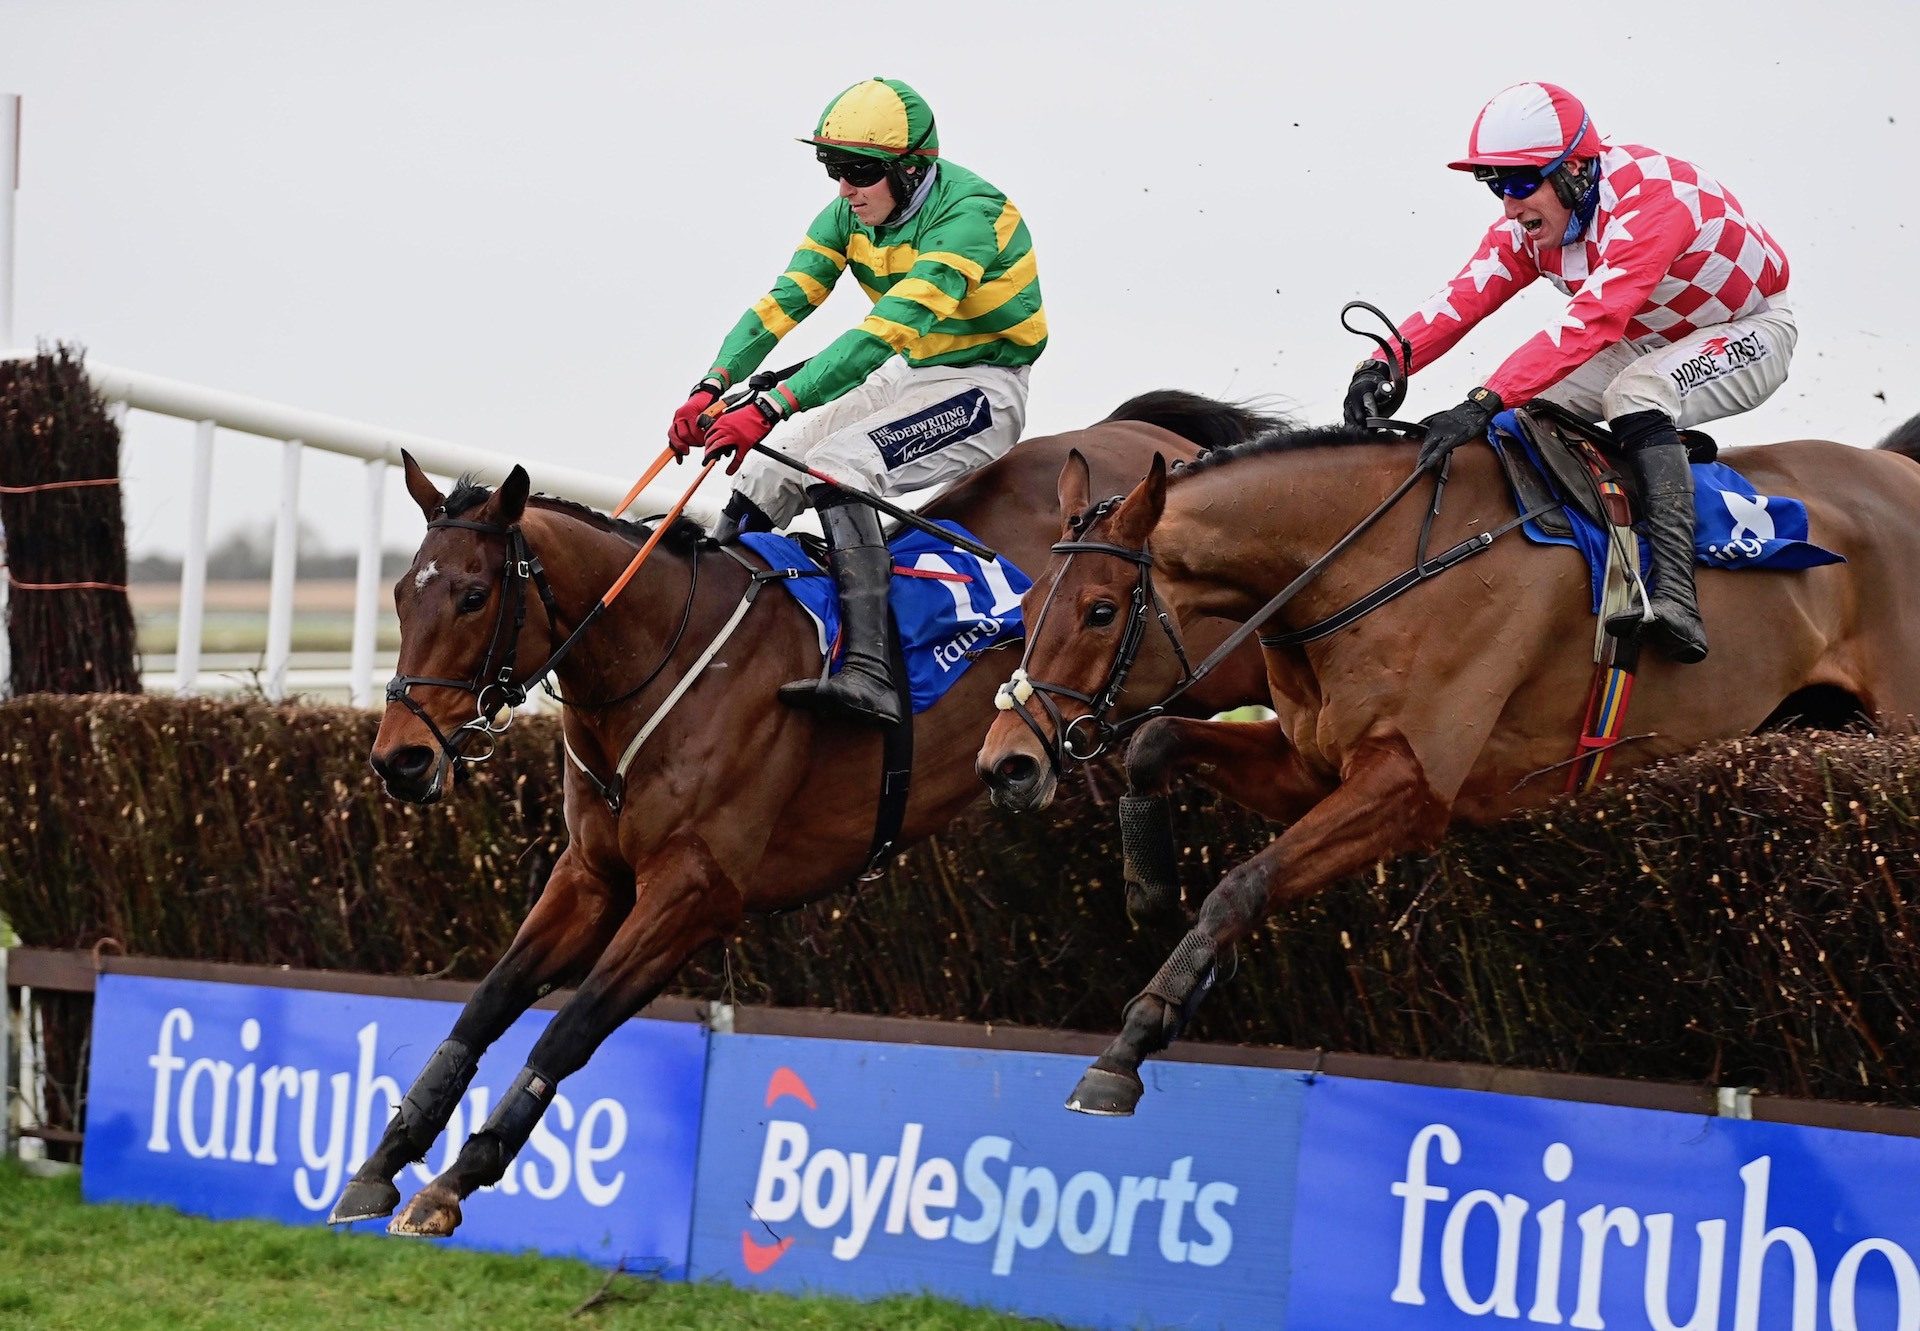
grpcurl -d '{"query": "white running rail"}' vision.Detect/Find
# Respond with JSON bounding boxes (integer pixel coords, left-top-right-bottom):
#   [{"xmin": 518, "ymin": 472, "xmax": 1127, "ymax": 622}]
[{"xmin": 0, "ymin": 352, "xmax": 660, "ymax": 706}]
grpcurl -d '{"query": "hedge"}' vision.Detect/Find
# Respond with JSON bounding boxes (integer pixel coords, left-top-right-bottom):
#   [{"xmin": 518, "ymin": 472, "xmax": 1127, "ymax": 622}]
[{"xmin": 1, "ymin": 695, "xmax": 1916, "ymax": 1117}]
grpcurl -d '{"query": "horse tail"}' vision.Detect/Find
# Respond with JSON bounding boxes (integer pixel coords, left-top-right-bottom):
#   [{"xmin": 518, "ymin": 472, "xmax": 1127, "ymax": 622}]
[
  {"xmin": 1103, "ymin": 388, "xmax": 1293, "ymax": 453},
  {"xmin": 1877, "ymin": 412, "xmax": 1920, "ymax": 463}
]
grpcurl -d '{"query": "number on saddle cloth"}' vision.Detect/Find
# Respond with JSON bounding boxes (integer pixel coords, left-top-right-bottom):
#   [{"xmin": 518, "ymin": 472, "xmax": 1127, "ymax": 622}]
[{"xmin": 736, "ymin": 523, "xmax": 1032, "ymax": 713}]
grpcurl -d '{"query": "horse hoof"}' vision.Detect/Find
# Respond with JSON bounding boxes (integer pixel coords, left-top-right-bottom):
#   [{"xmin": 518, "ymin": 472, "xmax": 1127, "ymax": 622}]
[
  {"xmin": 1065, "ymin": 1065, "xmax": 1144, "ymax": 1117},
  {"xmin": 387, "ymin": 1186, "xmax": 462, "ymax": 1238},
  {"xmin": 328, "ymin": 1178, "xmax": 400, "ymax": 1224}
]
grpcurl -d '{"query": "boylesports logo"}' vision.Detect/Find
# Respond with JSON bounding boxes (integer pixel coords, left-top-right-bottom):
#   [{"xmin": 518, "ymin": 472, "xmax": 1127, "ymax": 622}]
[
  {"xmin": 739, "ymin": 1065, "xmax": 1238, "ymax": 1276},
  {"xmin": 1669, "ymin": 330, "xmax": 1770, "ymax": 397}
]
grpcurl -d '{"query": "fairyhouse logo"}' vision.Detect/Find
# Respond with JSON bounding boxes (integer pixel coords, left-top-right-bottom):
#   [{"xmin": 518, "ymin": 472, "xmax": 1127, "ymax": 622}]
[
  {"xmin": 1289, "ymin": 1079, "xmax": 1920, "ymax": 1331},
  {"xmin": 1390, "ymin": 1124, "xmax": 1919, "ymax": 1329},
  {"xmin": 142, "ymin": 1006, "xmax": 631, "ymax": 1213},
  {"xmin": 741, "ymin": 1065, "xmax": 1239, "ymax": 1278}
]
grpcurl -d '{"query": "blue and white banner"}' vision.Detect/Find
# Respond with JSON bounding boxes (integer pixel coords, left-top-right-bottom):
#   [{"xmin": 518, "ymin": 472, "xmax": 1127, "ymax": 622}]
[
  {"xmin": 1289, "ymin": 1076, "xmax": 1920, "ymax": 1331},
  {"xmin": 83, "ymin": 974, "xmax": 708, "ymax": 1272},
  {"xmin": 687, "ymin": 1035, "xmax": 1304, "ymax": 1330}
]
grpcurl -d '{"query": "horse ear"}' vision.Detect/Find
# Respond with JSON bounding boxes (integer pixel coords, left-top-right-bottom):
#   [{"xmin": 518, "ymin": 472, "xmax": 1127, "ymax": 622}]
[
  {"xmin": 1113, "ymin": 451, "xmax": 1168, "ymax": 543},
  {"xmin": 401, "ymin": 450, "xmax": 443, "ymax": 519},
  {"xmin": 494, "ymin": 465, "xmax": 530, "ymax": 524},
  {"xmin": 1056, "ymin": 448, "xmax": 1092, "ymax": 531}
]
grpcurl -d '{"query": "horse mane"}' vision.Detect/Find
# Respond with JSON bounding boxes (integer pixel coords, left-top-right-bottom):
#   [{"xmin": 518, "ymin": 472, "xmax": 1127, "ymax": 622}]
[
  {"xmin": 1176, "ymin": 420, "xmax": 1399, "ymax": 476},
  {"xmin": 441, "ymin": 475, "xmax": 707, "ymax": 553},
  {"xmin": 1103, "ymin": 389, "xmax": 1295, "ymax": 452},
  {"xmin": 1879, "ymin": 412, "xmax": 1920, "ymax": 463}
]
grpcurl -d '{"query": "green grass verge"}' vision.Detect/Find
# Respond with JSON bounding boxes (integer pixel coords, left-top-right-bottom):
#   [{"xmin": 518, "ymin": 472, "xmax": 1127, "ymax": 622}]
[{"xmin": 0, "ymin": 1163, "xmax": 1054, "ymax": 1331}]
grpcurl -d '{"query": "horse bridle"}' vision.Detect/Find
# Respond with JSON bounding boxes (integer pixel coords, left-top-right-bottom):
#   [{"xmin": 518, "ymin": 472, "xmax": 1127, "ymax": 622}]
[
  {"xmin": 384, "ymin": 513, "xmax": 699, "ymax": 793},
  {"xmin": 993, "ymin": 497, "xmax": 1194, "ymax": 770}
]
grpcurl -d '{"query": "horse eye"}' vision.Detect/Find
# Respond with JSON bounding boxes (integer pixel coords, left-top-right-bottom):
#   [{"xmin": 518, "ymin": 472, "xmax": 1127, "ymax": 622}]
[
  {"xmin": 457, "ymin": 587, "xmax": 489, "ymax": 614},
  {"xmin": 1086, "ymin": 601, "xmax": 1118, "ymax": 628}
]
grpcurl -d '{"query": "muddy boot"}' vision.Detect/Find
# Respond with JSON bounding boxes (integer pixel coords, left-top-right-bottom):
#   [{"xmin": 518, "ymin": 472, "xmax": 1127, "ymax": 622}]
[
  {"xmin": 1606, "ymin": 410, "xmax": 1708, "ymax": 663},
  {"xmin": 712, "ymin": 491, "xmax": 772, "ymax": 546},
  {"xmin": 778, "ymin": 489, "xmax": 903, "ymax": 726}
]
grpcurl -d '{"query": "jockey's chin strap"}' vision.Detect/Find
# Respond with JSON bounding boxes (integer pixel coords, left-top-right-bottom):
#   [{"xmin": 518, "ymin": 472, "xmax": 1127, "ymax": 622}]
[{"xmin": 996, "ymin": 454, "xmax": 1561, "ymax": 778}]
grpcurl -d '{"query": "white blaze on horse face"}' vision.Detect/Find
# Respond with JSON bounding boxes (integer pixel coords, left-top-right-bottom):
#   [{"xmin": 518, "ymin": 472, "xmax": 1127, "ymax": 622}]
[{"xmin": 414, "ymin": 561, "xmax": 440, "ymax": 590}]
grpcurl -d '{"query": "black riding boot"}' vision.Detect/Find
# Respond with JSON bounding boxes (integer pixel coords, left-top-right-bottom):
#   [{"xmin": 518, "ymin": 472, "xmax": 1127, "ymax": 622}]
[
  {"xmin": 712, "ymin": 491, "xmax": 772, "ymax": 546},
  {"xmin": 777, "ymin": 489, "xmax": 903, "ymax": 726},
  {"xmin": 1606, "ymin": 410, "xmax": 1709, "ymax": 663}
]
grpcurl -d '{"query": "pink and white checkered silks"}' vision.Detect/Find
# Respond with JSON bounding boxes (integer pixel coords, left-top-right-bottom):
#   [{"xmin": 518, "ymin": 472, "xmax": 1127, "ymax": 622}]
[{"xmin": 1395, "ymin": 142, "xmax": 1792, "ymax": 411}]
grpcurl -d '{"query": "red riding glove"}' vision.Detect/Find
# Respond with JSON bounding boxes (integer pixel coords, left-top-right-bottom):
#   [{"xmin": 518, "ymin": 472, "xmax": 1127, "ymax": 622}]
[
  {"xmin": 667, "ymin": 378, "xmax": 725, "ymax": 458},
  {"xmin": 702, "ymin": 392, "xmax": 786, "ymax": 475}
]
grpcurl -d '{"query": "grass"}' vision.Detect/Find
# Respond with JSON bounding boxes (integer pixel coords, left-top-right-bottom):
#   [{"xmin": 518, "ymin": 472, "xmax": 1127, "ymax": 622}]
[{"xmin": 0, "ymin": 1163, "xmax": 1054, "ymax": 1331}]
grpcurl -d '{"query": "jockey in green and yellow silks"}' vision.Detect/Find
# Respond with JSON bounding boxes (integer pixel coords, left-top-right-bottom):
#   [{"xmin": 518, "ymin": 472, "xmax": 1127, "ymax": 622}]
[{"xmin": 666, "ymin": 78, "xmax": 1046, "ymax": 727}]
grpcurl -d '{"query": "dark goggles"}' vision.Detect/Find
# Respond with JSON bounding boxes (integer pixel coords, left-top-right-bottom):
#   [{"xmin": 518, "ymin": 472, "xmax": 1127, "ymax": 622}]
[
  {"xmin": 818, "ymin": 152, "xmax": 890, "ymax": 188},
  {"xmin": 1473, "ymin": 164, "xmax": 1547, "ymax": 200}
]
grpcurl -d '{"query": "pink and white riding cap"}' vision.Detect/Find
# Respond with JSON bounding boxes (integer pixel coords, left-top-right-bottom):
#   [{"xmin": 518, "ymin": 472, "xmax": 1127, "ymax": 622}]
[{"xmin": 1448, "ymin": 82, "xmax": 1604, "ymax": 172}]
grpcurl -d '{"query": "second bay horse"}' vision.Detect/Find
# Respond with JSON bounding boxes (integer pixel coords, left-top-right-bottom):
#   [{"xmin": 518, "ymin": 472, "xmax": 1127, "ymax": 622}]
[{"xmin": 977, "ymin": 416, "xmax": 1920, "ymax": 1115}]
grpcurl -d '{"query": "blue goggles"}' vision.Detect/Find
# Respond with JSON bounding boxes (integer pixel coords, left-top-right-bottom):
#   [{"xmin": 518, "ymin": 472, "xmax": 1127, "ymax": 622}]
[{"xmin": 1475, "ymin": 165, "xmax": 1548, "ymax": 200}]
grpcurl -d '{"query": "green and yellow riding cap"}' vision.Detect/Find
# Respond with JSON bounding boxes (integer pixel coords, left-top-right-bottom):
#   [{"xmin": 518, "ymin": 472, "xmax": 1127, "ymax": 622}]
[{"xmin": 799, "ymin": 78, "xmax": 939, "ymax": 163}]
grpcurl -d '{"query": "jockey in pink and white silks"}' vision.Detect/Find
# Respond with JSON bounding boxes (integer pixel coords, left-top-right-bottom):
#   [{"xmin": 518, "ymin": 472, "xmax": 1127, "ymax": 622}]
[{"xmin": 1346, "ymin": 82, "xmax": 1795, "ymax": 663}]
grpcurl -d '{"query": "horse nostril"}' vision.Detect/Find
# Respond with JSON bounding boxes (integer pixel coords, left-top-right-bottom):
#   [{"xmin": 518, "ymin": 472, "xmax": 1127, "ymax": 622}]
[
  {"xmin": 995, "ymin": 753, "xmax": 1039, "ymax": 789},
  {"xmin": 373, "ymin": 746, "xmax": 435, "ymax": 783}
]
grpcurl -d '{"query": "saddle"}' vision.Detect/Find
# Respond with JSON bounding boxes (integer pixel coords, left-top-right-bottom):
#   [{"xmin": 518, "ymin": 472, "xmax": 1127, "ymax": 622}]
[{"xmin": 1496, "ymin": 400, "xmax": 1717, "ymax": 540}]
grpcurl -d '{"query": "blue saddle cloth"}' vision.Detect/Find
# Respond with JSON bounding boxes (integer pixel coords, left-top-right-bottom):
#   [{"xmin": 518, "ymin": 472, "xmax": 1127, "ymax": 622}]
[
  {"xmin": 738, "ymin": 521, "xmax": 1032, "ymax": 714},
  {"xmin": 1491, "ymin": 410, "xmax": 1845, "ymax": 613}
]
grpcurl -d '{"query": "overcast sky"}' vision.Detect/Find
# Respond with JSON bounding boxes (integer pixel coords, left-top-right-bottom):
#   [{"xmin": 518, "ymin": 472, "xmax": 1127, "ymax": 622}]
[{"xmin": 4, "ymin": 0, "xmax": 1917, "ymax": 558}]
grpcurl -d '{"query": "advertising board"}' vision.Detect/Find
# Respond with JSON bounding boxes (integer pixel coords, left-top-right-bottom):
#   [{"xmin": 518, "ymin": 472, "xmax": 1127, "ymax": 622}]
[
  {"xmin": 1289, "ymin": 1076, "xmax": 1920, "ymax": 1331},
  {"xmin": 83, "ymin": 974, "xmax": 708, "ymax": 1272},
  {"xmin": 688, "ymin": 1034, "xmax": 1305, "ymax": 1329}
]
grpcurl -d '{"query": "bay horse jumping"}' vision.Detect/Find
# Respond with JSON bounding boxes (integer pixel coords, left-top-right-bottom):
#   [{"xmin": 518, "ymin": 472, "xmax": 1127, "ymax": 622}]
[
  {"xmin": 976, "ymin": 415, "xmax": 1920, "ymax": 1116},
  {"xmin": 331, "ymin": 392, "xmax": 1279, "ymax": 1236}
]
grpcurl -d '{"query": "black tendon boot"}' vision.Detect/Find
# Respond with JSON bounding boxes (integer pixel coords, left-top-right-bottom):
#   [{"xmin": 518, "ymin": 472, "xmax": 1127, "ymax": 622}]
[
  {"xmin": 712, "ymin": 491, "xmax": 772, "ymax": 545},
  {"xmin": 778, "ymin": 488, "xmax": 903, "ymax": 725},
  {"xmin": 1606, "ymin": 410, "xmax": 1709, "ymax": 663}
]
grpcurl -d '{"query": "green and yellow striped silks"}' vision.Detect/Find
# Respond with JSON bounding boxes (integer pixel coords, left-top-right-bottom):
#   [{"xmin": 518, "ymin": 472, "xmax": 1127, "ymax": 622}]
[{"xmin": 709, "ymin": 161, "xmax": 1046, "ymax": 412}]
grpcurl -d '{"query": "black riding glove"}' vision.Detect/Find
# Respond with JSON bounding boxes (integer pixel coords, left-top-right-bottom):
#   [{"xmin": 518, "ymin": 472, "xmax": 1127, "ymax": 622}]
[
  {"xmin": 1416, "ymin": 387, "xmax": 1503, "ymax": 472},
  {"xmin": 1342, "ymin": 358, "xmax": 1397, "ymax": 429}
]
